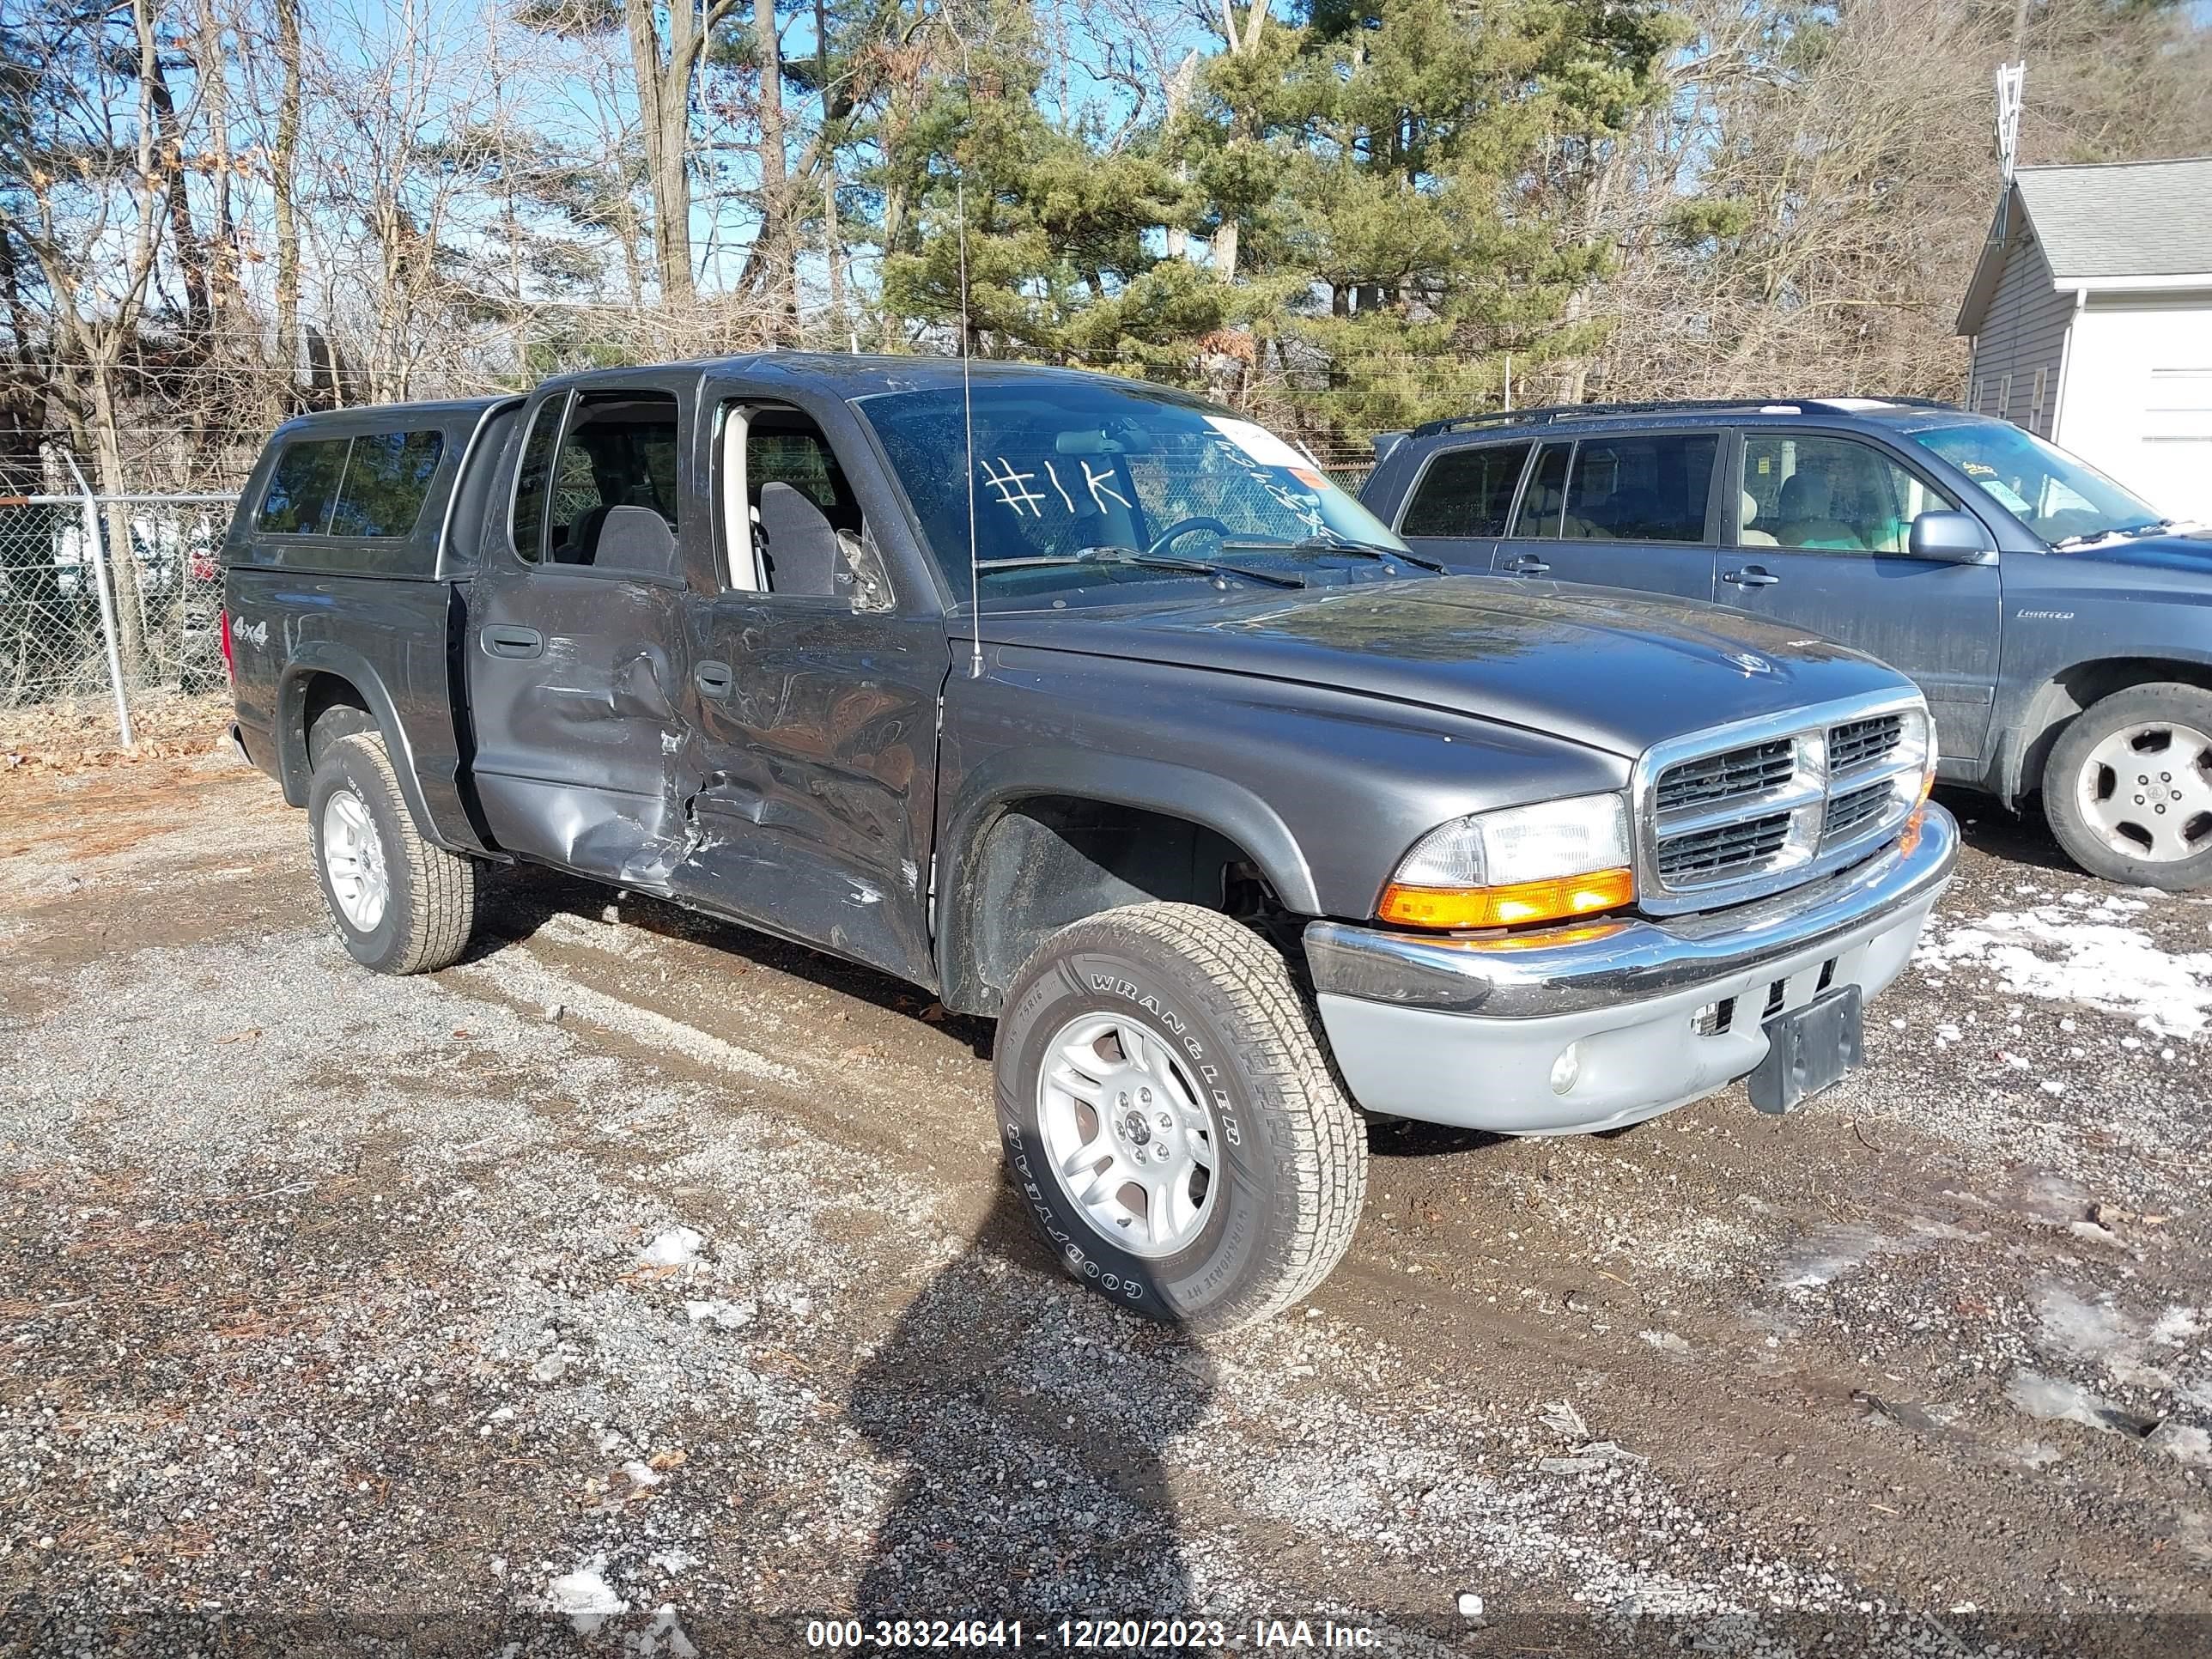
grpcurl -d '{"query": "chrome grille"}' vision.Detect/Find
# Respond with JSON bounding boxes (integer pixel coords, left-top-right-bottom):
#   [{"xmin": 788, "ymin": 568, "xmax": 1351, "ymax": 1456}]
[
  {"xmin": 1828, "ymin": 713, "xmax": 1904, "ymax": 775},
  {"xmin": 1654, "ymin": 738, "xmax": 1795, "ymax": 815},
  {"xmin": 1823, "ymin": 781, "xmax": 1894, "ymax": 843},
  {"xmin": 1636, "ymin": 694, "xmax": 1929, "ymax": 915},
  {"xmin": 1656, "ymin": 810, "xmax": 1792, "ymax": 884}
]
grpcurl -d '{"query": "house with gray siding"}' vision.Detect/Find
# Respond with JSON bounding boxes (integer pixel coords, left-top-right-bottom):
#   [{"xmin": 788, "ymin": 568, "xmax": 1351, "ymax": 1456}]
[{"xmin": 1956, "ymin": 156, "xmax": 2212, "ymax": 520}]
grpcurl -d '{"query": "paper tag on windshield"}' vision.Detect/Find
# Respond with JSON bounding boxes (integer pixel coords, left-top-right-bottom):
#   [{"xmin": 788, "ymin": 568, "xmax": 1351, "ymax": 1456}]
[{"xmin": 1206, "ymin": 416, "xmax": 1314, "ymax": 473}]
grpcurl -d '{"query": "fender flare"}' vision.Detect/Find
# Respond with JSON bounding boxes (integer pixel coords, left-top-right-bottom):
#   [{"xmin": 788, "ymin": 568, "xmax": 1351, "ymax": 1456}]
[
  {"xmin": 276, "ymin": 641, "xmax": 486, "ymax": 854},
  {"xmin": 1993, "ymin": 651, "xmax": 2212, "ymax": 805},
  {"xmin": 933, "ymin": 748, "xmax": 1322, "ymax": 1014}
]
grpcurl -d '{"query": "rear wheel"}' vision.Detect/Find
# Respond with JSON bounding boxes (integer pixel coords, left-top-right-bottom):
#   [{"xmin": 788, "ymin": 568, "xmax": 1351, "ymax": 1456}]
[
  {"xmin": 307, "ymin": 731, "xmax": 478, "ymax": 973},
  {"xmin": 2044, "ymin": 683, "xmax": 2212, "ymax": 890},
  {"xmin": 994, "ymin": 902, "xmax": 1366, "ymax": 1330}
]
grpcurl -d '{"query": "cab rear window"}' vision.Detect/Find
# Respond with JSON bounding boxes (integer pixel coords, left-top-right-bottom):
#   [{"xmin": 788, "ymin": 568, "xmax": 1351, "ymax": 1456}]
[{"xmin": 258, "ymin": 429, "xmax": 445, "ymax": 538}]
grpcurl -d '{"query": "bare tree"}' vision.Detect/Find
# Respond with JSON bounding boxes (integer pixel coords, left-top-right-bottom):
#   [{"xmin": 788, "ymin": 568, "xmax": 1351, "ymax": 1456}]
[
  {"xmin": 0, "ymin": 0, "xmax": 174, "ymax": 671},
  {"xmin": 623, "ymin": 0, "xmax": 747, "ymax": 305}
]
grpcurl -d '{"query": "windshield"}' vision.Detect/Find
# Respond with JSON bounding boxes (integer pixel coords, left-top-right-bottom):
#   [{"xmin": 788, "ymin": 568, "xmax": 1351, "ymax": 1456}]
[
  {"xmin": 1906, "ymin": 420, "xmax": 2164, "ymax": 544},
  {"xmin": 856, "ymin": 379, "xmax": 1407, "ymax": 603}
]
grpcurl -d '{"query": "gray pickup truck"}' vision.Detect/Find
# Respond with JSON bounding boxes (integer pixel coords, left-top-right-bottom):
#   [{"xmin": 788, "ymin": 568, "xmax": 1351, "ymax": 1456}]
[
  {"xmin": 1361, "ymin": 398, "xmax": 2212, "ymax": 890},
  {"xmin": 223, "ymin": 355, "xmax": 1956, "ymax": 1328}
]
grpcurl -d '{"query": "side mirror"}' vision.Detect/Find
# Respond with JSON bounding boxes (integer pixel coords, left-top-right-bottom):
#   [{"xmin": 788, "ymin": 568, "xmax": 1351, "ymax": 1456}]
[{"xmin": 1908, "ymin": 509, "xmax": 1991, "ymax": 562}]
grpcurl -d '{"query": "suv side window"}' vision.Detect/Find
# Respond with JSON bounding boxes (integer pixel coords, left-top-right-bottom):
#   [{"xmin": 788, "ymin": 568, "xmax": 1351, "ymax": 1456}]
[
  {"xmin": 1741, "ymin": 434, "xmax": 1957, "ymax": 554},
  {"xmin": 1399, "ymin": 442, "xmax": 1530, "ymax": 537},
  {"xmin": 1509, "ymin": 442, "xmax": 1571, "ymax": 538},
  {"xmin": 1560, "ymin": 433, "xmax": 1717, "ymax": 544}
]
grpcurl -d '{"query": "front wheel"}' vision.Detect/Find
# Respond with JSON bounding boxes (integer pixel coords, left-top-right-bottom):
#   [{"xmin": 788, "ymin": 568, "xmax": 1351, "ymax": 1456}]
[
  {"xmin": 2043, "ymin": 684, "xmax": 2212, "ymax": 890},
  {"xmin": 994, "ymin": 902, "xmax": 1367, "ymax": 1330}
]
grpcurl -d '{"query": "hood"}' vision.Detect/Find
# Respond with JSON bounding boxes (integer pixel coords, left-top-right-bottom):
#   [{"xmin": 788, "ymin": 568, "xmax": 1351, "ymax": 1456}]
[
  {"xmin": 981, "ymin": 575, "xmax": 1911, "ymax": 759},
  {"xmin": 2051, "ymin": 526, "xmax": 2212, "ymax": 579}
]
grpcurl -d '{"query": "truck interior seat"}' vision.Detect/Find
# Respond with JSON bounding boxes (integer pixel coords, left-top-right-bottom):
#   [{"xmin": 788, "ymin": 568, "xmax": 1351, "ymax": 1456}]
[
  {"xmin": 756, "ymin": 481, "xmax": 841, "ymax": 598},
  {"xmin": 591, "ymin": 505, "xmax": 682, "ymax": 580},
  {"xmin": 1776, "ymin": 472, "xmax": 1861, "ymax": 549},
  {"xmin": 560, "ymin": 503, "xmax": 611, "ymax": 563},
  {"xmin": 1739, "ymin": 490, "xmax": 1778, "ymax": 545}
]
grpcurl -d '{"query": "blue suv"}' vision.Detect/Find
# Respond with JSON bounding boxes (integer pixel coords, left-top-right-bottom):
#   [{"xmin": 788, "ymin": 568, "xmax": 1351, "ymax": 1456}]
[{"xmin": 1358, "ymin": 397, "xmax": 2212, "ymax": 889}]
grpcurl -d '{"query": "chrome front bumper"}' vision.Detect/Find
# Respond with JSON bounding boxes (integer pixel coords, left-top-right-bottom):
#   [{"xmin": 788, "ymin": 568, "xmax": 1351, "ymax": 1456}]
[{"xmin": 1304, "ymin": 804, "xmax": 1958, "ymax": 1135}]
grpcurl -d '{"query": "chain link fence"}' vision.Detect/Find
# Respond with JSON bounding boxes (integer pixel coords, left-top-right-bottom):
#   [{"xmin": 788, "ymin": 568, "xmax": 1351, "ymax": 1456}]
[{"xmin": 1, "ymin": 487, "xmax": 238, "ymax": 744}]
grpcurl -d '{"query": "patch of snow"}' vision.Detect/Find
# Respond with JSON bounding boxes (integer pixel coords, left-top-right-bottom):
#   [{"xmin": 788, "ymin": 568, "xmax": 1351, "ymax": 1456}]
[
  {"xmin": 2154, "ymin": 1308, "xmax": 2203, "ymax": 1347},
  {"xmin": 641, "ymin": 1226, "xmax": 704, "ymax": 1269},
  {"xmin": 2005, "ymin": 1370, "xmax": 2118, "ymax": 1434},
  {"xmin": 1913, "ymin": 905, "xmax": 2212, "ymax": 1038},
  {"xmin": 545, "ymin": 1556, "xmax": 627, "ymax": 1635},
  {"xmin": 2149, "ymin": 1423, "xmax": 2212, "ymax": 1469},
  {"xmin": 684, "ymin": 1297, "xmax": 756, "ymax": 1329}
]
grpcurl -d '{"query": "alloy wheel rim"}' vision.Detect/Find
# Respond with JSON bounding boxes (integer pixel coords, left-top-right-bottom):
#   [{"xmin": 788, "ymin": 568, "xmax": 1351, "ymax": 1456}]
[
  {"xmin": 321, "ymin": 787, "xmax": 391, "ymax": 931},
  {"xmin": 2077, "ymin": 720, "xmax": 2212, "ymax": 863},
  {"xmin": 1036, "ymin": 1012, "xmax": 1219, "ymax": 1259}
]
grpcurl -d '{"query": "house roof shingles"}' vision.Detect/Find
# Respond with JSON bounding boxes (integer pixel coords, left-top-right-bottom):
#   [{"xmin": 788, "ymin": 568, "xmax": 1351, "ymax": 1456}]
[{"xmin": 2014, "ymin": 156, "xmax": 2212, "ymax": 280}]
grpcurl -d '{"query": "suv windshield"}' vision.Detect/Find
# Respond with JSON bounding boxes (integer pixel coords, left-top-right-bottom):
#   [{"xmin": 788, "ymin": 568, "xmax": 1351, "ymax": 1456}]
[
  {"xmin": 857, "ymin": 379, "xmax": 1406, "ymax": 603},
  {"xmin": 1906, "ymin": 420, "xmax": 2164, "ymax": 545}
]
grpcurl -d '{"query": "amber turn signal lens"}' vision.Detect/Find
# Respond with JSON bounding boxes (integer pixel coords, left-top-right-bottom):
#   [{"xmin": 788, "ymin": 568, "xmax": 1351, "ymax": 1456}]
[
  {"xmin": 1899, "ymin": 805, "xmax": 1926, "ymax": 855},
  {"xmin": 1377, "ymin": 866, "xmax": 1637, "ymax": 930}
]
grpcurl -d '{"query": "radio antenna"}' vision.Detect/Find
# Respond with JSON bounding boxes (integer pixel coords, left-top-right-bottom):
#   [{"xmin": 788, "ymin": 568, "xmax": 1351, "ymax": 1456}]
[{"xmin": 957, "ymin": 176, "xmax": 982, "ymax": 679}]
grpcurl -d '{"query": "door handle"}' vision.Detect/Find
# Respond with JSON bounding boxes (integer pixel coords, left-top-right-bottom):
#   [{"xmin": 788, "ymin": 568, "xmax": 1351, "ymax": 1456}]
[
  {"xmin": 1503, "ymin": 555, "xmax": 1551, "ymax": 575},
  {"xmin": 480, "ymin": 624, "xmax": 544, "ymax": 659},
  {"xmin": 1722, "ymin": 565, "xmax": 1780, "ymax": 587},
  {"xmin": 694, "ymin": 659, "xmax": 735, "ymax": 698}
]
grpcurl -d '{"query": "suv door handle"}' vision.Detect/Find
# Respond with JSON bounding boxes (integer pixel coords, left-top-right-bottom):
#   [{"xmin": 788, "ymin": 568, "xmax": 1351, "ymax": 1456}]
[
  {"xmin": 480, "ymin": 624, "xmax": 544, "ymax": 658},
  {"xmin": 1503, "ymin": 555, "xmax": 1551, "ymax": 575},
  {"xmin": 695, "ymin": 660, "xmax": 735, "ymax": 698},
  {"xmin": 1722, "ymin": 565, "xmax": 1780, "ymax": 587}
]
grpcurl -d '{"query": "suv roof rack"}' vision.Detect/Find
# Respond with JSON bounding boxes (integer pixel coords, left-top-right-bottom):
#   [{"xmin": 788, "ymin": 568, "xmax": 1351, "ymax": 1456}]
[{"xmin": 1407, "ymin": 394, "xmax": 1959, "ymax": 441}]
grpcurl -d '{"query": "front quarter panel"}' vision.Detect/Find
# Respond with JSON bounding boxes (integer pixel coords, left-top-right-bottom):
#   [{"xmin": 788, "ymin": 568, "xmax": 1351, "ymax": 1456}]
[
  {"xmin": 935, "ymin": 645, "xmax": 1630, "ymax": 990},
  {"xmin": 1990, "ymin": 554, "xmax": 2212, "ymax": 797}
]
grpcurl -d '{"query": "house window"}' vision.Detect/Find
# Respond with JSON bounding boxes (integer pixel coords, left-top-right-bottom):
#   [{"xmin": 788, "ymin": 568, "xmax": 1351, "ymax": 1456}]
[
  {"xmin": 2030, "ymin": 367, "xmax": 2049, "ymax": 434},
  {"xmin": 1997, "ymin": 374, "xmax": 2013, "ymax": 422}
]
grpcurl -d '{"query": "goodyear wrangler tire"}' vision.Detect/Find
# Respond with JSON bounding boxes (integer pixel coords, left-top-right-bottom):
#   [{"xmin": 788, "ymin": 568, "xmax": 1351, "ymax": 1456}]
[
  {"xmin": 995, "ymin": 902, "xmax": 1367, "ymax": 1330},
  {"xmin": 307, "ymin": 732, "xmax": 478, "ymax": 975}
]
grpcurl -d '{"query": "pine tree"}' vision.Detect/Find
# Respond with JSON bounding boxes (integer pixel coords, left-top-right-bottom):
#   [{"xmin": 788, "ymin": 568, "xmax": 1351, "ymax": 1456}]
[
  {"xmin": 866, "ymin": 0, "xmax": 1220, "ymax": 369},
  {"xmin": 1182, "ymin": 0, "xmax": 1678, "ymax": 447}
]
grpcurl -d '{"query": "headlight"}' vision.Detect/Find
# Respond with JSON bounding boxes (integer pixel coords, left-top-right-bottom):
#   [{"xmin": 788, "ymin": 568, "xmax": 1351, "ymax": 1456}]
[
  {"xmin": 1907, "ymin": 706, "xmax": 1937, "ymax": 804},
  {"xmin": 1379, "ymin": 793, "xmax": 1636, "ymax": 930}
]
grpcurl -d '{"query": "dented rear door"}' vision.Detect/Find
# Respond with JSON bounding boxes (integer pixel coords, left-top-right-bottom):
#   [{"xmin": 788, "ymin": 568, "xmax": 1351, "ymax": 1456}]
[{"xmin": 469, "ymin": 376, "xmax": 704, "ymax": 884}]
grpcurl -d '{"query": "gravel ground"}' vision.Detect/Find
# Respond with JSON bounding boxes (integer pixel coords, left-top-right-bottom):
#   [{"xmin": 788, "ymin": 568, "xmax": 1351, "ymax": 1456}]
[{"xmin": 3, "ymin": 744, "xmax": 2212, "ymax": 1656}]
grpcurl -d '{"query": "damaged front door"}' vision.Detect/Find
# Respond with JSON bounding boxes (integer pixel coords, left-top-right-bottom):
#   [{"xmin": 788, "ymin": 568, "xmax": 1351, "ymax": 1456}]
[
  {"xmin": 666, "ymin": 395, "xmax": 946, "ymax": 986},
  {"xmin": 471, "ymin": 380, "xmax": 701, "ymax": 884}
]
